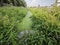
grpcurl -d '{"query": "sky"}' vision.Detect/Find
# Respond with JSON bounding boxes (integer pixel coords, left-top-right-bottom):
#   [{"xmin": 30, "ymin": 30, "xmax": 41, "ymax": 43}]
[{"xmin": 25, "ymin": 0, "xmax": 56, "ymax": 7}]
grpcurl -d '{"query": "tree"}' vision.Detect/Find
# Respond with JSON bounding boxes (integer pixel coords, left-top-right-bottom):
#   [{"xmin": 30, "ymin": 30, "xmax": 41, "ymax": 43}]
[{"xmin": 0, "ymin": 0, "xmax": 27, "ymax": 7}]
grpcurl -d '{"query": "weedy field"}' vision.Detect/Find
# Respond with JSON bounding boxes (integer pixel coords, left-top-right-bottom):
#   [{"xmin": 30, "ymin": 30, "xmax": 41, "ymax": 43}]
[{"xmin": 0, "ymin": 6, "xmax": 60, "ymax": 45}]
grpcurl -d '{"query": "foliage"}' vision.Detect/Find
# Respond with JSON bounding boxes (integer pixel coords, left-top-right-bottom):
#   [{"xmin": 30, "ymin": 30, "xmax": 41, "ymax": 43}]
[
  {"xmin": 0, "ymin": 0, "xmax": 27, "ymax": 7},
  {"xmin": 0, "ymin": 7, "xmax": 27, "ymax": 45},
  {"xmin": 30, "ymin": 7, "xmax": 60, "ymax": 45},
  {"xmin": 0, "ymin": 6, "xmax": 60, "ymax": 45},
  {"xmin": 48, "ymin": 6, "xmax": 60, "ymax": 21}
]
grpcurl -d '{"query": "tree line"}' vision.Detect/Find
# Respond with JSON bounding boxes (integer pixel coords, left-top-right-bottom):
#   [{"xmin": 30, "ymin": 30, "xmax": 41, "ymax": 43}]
[{"xmin": 0, "ymin": 0, "xmax": 26, "ymax": 7}]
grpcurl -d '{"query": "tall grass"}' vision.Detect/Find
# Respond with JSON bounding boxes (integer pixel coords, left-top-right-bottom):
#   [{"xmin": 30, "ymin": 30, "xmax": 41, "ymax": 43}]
[
  {"xmin": 0, "ymin": 7, "xmax": 27, "ymax": 45},
  {"xmin": 29, "ymin": 7, "xmax": 60, "ymax": 45},
  {"xmin": 0, "ymin": 6, "xmax": 60, "ymax": 45}
]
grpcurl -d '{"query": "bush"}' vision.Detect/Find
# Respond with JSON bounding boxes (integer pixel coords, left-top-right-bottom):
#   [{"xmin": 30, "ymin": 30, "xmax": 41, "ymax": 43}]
[{"xmin": 0, "ymin": 7, "xmax": 27, "ymax": 45}]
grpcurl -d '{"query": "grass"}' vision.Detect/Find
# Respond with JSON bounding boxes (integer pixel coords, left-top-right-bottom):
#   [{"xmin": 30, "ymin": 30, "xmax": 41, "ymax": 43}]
[
  {"xmin": 0, "ymin": 7, "xmax": 28, "ymax": 45},
  {"xmin": 29, "ymin": 7, "xmax": 60, "ymax": 45},
  {"xmin": 0, "ymin": 6, "xmax": 60, "ymax": 45}
]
